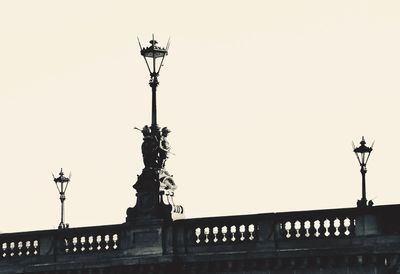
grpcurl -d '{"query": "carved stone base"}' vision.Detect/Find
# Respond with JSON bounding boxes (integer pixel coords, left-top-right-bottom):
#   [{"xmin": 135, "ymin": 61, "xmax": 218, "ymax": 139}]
[
  {"xmin": 126, "ymin": 168, "xmax": 183, "ymax": 223},
  {"xmin": 126, "ymin": 193, "xmax": 173, "ymax": 222}
]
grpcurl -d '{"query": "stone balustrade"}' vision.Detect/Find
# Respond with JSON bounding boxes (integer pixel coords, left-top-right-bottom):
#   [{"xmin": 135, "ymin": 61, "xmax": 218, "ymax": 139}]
[
  {"xmin": 1, "ymin": 205, "xmax": 400, "ymax": 273},
  {"xmin": 276, "ymin": 208, "xmax": 356, "ymax": 239}
]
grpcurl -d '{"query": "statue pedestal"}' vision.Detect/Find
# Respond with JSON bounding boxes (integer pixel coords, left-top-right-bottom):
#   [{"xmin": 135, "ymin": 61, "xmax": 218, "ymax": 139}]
[{"xmin": 126, "ymin": 168, "xmax": 183, "ymax": 223}]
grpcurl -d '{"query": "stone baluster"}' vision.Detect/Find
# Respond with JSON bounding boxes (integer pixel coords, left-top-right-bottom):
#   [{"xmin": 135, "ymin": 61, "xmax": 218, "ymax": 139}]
[
  {"xmin": 327, "ymin": 218, "xmax": 336, "ymax": 237},
  {"xmin": 308, "ymin": 219, "xmax": 317, "ymax": 238},
  {"xmin": 289, "ymin": 221, "xmax": 297, "ymax": 239}
]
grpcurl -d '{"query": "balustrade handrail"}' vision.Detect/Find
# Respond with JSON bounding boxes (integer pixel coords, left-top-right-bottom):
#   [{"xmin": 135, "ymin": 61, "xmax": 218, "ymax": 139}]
[
  {"xmin": 3, "ymin": 204, "xmax": 399, "ymax": 237},
  {"xmin": 174, "ymin": 205, "xmax": 396, "ymax": 226},
  {"xmin": 0, "ymin": 228, "xmax": 54, "ymax": 240},
  {"xmin": 0, "ymin": 223, "xmax": 124, "ymax": 239},
  {"xmin": 172, "ymin": 205, "xmax": 400, "ymax": 226},
  {"xmin": 59, "ymin": 223, "xmax": 123, "ymax": 235},
  {"xmin": 274, "ymin": 207, "xmax": 359, "ymax": 219}
]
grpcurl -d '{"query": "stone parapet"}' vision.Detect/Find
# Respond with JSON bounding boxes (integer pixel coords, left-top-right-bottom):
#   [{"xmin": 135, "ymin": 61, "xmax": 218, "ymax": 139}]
[{"xmin": 1, "ymin": 205, "xmax": 400, "ymax": 273}]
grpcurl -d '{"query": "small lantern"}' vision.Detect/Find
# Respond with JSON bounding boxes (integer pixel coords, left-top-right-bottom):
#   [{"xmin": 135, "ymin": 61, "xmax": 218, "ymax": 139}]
[{"xmin": 140, "ymin": 36, "xmax": 169, "ymax": 78}]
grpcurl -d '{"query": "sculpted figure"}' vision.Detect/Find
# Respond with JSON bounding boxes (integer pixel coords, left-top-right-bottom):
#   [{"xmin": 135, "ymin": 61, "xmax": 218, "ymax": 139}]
[
  {"xmin": 140, "ymin": 125, "xmax": 158, "ymax": 168},
  {"xmin": 158, "ymin": 127, "xmax": 171, "ymax": 168}
]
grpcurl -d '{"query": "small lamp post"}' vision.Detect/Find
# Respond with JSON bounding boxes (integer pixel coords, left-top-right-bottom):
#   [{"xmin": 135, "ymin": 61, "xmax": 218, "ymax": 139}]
[
  {"xmin": 53, "ymin": 168, "xmax": 71, "ymax": 229},
  {"xmin": 138, "ymin": 34, "xmax": 170, "ymax": 132},
  {"xmin": 352, "ymin": 137, "xmax": 374, "ymax": 208}
]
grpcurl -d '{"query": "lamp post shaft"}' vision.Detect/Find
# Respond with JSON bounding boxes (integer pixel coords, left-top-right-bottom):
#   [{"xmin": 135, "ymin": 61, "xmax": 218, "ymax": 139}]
[
  {"xmin": 151, "ymin": 79, "xmax": 158, "ymax": 128},
  {"xmin": 361, "ymin": 166, "xmax": 367, "ymax": 202},
  {"xmin": 59, "ymin": 192, "xmax": 65, "ymax": 229},
  {"xmin": 61, "ymin": 201, "xmax": 64, "ymax": 225},
  {"xmin": 60, "ymin": 196, "xmax": 64, "ymax": 226}
]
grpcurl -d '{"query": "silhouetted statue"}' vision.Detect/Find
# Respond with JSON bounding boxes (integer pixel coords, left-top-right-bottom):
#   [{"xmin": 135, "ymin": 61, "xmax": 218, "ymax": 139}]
[
  {"xmin": 138, "ymin": 125, "xmax": 172, "ymax": 169},
  {"xmin": 158, "ymin": 127, "xmax": 171, "ymax": 168},
  {"xmin": 140, "ymin": 125, "xmax": 159, "ymax": 168}
]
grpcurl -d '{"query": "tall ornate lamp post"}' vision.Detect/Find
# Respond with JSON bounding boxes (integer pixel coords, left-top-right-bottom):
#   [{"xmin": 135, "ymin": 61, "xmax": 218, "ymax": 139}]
[
  {"xmin": 138, "ymin": 34, "xmax": 169, "ymax": 132},
  {"xmin": 126, "ymin": 35, "xmax": 183, "ymax": 222},
  {"xmin": 53, "ymin": 168, "xmax": 71, "ymax": 229},
  {"xmin": 352, "ymin": 137, "xmax": 374, "ymax": 208}
]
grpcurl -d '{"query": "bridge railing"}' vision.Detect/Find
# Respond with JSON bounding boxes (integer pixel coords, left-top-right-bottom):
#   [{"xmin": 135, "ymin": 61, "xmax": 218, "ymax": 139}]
[
  {"xmin": 1, "ymin": 230, "xmax": 42, "ymax": 260},
  {"xmin": 1, "ymin": 204, "xmax": 400, "ymax": 269},
  {"xmin": 61, "ymin": 224, "xmax": 121, "ymax": 255},
  {"xmin": 173, "ymin": 205, "xmax": 400, "ymax": 254},
  {"xmin": 275, "ymin": 207, "xmax": 357, "ymax": 240},
  {"xmin": 0, "ymin": 223, "xmax": 123, "ymax": 267}
]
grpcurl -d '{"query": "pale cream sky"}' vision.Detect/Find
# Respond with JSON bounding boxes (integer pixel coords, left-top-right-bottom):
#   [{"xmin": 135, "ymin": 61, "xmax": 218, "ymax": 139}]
[{"xmin": 1, "ymin": 0, "xmax": 400, "ymax": 233}]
